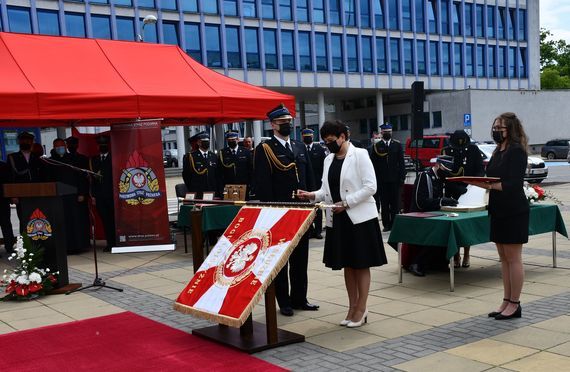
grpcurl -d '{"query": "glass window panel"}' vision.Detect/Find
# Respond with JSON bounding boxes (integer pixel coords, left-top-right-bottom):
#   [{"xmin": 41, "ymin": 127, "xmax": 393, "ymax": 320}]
[
  {"xmin": 224, "ymin": 0, "xmax": 238, "ymax": 16},
  {"xmin": 8, "ymin": 6, "xmax": 32, "ymax": 34},
  {"xmin": 264, "ymin": 29, "xmax": 278, "ymax": 69},
  {"xmin": 90, "ymin": 0, "xmax": 109, "ymax": 3},
  {"xmin": 65, "ymin": 12, "xmax": 86, "ymax": 38},
  {"xmin": 415, "ymin": 0, "xmax": 424, "ymax": 33},
  {"xmin": 428, "ymin": 0, "xmax": 437, "ymax": 34},
  {"xmin": 281, "ymin": 30, "xmax": 295, "ymax": 70},
  {"xmin": 376, "ymin": 37, "xmax": 387, "ymax": 73},
  {"xmin": 114, "ymin": 0, "xmax": 132, "ymax": 6},
  {"xmin": 262, "ymin": 0, "xmax": 274, "ymax": 19},
  {"xmin": 466, "ymin": 44, "xmax": 474, "ymax": 76},
  {"xmin": 347, "ymin": 35, "xmax": 358, "ymax": 72},
  {"xmin": 242, "ymin": 0, "xmax": 257, "ymax": 17},
  {"xmin": 360, "ymin": 0, "xmax": 370, "ymax": 28},
  {"xmin": 116, "ymin": 17, "xmax": 134, "ymax": 41},
  {"xmin": 390, "ymin": 38, "xmax": 400, "ymax": 73},
  {"xmin": 404, "ymin": 39, "xmax": 413, "ymax": 74},
  {"xmin": 402, "ymin": 0, "xmax": 412, "ymax": 31},
  {"xmin": 498, "ymin": 7, "xmax": 506, "ymax": 39},
  {"xmin": 487, "ymin": 6, "xmax": 495, "ymax": 38},
  {"xmin": 315, "ymin": 33, "xmax": 328, "ymax": 71},
  {"xmin": 138, "ymin": 0, "xmax": 155, "ymax": 8},
  {"xmin": 345, "ymin": 0, "xmax": 356, "ymax": 26},
  {"xmin": 417, "ymin": 40, "xmax": 426, "ymax": 74},
  {"xmin": 362, "ymin": 35, "xmax": 372, "ymax": 72},
  {"xmin": 184, "ymin": 23, "xmax": 201, "ymax": 62},
  {"xmin": 142, "ymin": 21, "xmax": 157, "ymax": 43},
  {"xmin": 498, "ymin": 46, "xmax": 506, "ymax": 77},
  {"xmin": 297, "ymin": 0, "xmax": 309, "ymax": 22},
  {"xmin": 162, "ymin": 21, "xmax": 179, "ymax": 45},
  {"xmin": 423, "ymin": 112, "xmax": 430, "ymax": 128},
  {"xmin": 519, "ymin": 47, "xmax": 526, "ymax": 77},
  {"xmin": 507, "ymin": 8, "xmax": 515, "ymax": 40},
  {"xmin": 245, "ymin": 28, "xmax": 260, "ymax": 68},
  {"xmin": 374, "ymin": 0, "xmax": 385, "ymax": 29},
  {"xmin": 329, "ymin": 0, "xmax": 341, "ymax": 25},
  {"xmin": 488, "ymin": 45, "xmax": 496, "ymax": 77},
  {"xmin": 332, "ymin": 34, "xmax": 343, "ymax": 71},
  {"xmin": 441, "ymin": 0, "xmax": 449, "ymax": 35},
  {"xmin": 465, "ymin": 3, "xmax": 473, "ymax": 36},
  {"xmin": 433, "ymin": 111, "xmax": 442, "ymax": 128},
  {"xmin": 313, "ymin": 0, "xmax": 325, "ymax": 23},
  {"xmin": 442, "ymin": 42, "xmax": 450, "ymax": 75},
  {"xmin": 388, "ymin": 0, "xmax": 398, "ymax": 30},
  {"xmin": 92, "ymin": 15, "xmax": 111, "ymax": 39},
  {"xmin": 430, "ymin": 41, "xmax": 438, "ymax": 75},
  {"xmin": 203, "ymin": 1, "xmax": 218, "ymax": 14},
  {"xmin": 37, "ymin": 9, "xmax": 60, "ymax": 36},
  {"xmin": 476, "ymin": 4, "xmax": 484, "ymax": 37},
  {"xmin": 206, "ymin": 25, "xmax": 222, "ymax": 67},
  {"xmin": 453, "ymin": 43, "xmax": 462, "ymax": 76},
  {"xmin": 508, "ymin": 46, "xmax": 516, "ymax": 78},
  {"xmin": 280, "ymin": 0, "xmax": 292, "ymax": 21},
  {"xmin": 299, "ymin": 31, "xmax": 312, "ymax": 71},
  {"xmin": 226, "ymin": 26, "xmax": 241, "ymax": 68},
  {"xmin": 162, "ymin": 0, "xmax": 177, "ymax": 10},
  {"xmin": 452, "ymin": 1, "xmax": 461, "ymax": 35},
  {"xmin": 518, "ymin": 9, "xmax": 526, "ymax": 41}
]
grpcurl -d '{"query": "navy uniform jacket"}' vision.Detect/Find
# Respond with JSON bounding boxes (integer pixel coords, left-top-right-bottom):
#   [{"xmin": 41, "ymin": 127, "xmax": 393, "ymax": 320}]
[
  {"xmin": 89, "ymin": 154, "xmax": 114, "ymax": 200},
  {"xmin": 441, "ymin": 144, "xmax": 484, "ymax": 199},
  {"xmin": 306, "ymin": 143, "xmax": 327, "ymax": 190},
  {"xmin": 183, "ymin": 150, "xmax": 220, "ymax": 196},
  {"xmin": 369, "ymin": 140, "xmax": 406, "ymax": 184},
  {"xmin": 411, "ymin": 167, "xmax": 444, "ymax": 212},
  {"xmin": 7, "ymin": 151, "xmax": 45, "ymax": 183},
  {"xmin": 218, "ymin": 146, "xmax": 252, "ymax": 187},
  {"xmin": 253, "ymin": 137, "xmax": 315, "ymax": 202},
  {"xmin": 67, "ymin": 152, "xmax": 90, "ymax": 195}
]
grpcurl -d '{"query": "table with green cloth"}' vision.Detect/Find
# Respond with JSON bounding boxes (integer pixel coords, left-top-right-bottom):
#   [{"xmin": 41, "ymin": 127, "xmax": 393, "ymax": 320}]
[{"xmin": 388, "ymin": 203, "xmax": 568, "ymax": 291}]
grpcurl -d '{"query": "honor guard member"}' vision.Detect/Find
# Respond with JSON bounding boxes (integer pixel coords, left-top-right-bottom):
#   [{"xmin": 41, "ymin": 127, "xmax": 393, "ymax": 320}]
[
  {"xmin": 369, "ymin": 124, "xmax": 406, "ymax": 232},
  {"xmin": 253, "ymin": 104, "xmax": 318, "ymax": 317},
  {"xmin": 302, "ymin": 128, "xmax": 326, "ymax": 239},
  {"xmin": 182, "ymin": 132, "xmax": 220, "ymax": 199},
  {"xmin": 90, "ymin": 134, "xmax": 116, "ymax": 252},
  {"xmin": 218, "ymin": 131, "xmax": 252, "ymax": 196}
]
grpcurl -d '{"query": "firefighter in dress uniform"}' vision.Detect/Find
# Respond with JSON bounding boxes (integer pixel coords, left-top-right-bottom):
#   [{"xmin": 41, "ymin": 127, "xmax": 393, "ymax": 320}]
[
  {"xmin": 182, "ymin": 132, "xmax": 220, "ymax": 199},
  {"xmin": 218, "ymin": 131, "xmax": 252, "ymax": 199}
]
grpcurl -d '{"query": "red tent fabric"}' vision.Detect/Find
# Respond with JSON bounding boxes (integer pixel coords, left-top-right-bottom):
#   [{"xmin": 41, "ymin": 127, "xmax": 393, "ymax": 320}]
[{"xmin": 0, "ymin": 32, "xmax": 295, "ymax": 127}]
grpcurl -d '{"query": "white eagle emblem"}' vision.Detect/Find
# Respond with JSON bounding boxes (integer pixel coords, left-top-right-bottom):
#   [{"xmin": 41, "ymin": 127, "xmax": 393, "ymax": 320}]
[{"xmin": 226, "ymin": 243, "xmax": 258, "ymax": 273}]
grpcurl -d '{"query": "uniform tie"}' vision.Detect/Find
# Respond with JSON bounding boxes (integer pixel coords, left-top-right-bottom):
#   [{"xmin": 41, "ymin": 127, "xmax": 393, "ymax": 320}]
[
  {"xmin": 307, "ymin": 145, "xmax": 311, "ymax": 152},
  {"xmin": 285, "ymin": 142, "xmax": 291, "ymax": 152}
]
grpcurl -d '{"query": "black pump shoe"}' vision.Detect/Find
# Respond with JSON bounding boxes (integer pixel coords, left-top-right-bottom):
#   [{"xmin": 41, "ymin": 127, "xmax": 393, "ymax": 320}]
[
  {"xmin": 488, "ymin": 298, "xmax": 509, "ymax": 317},
  {"xmin": 495, "ymin": 300, "xmax": 522, "ymax": 320}
]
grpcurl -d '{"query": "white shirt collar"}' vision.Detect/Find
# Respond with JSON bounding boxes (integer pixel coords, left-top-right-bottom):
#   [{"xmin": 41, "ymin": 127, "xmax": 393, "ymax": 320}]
[
  {"xmin": 274, "ymin": 136, "xmax": 291, "ymax": 149},
  {"xmin": 200, "ymin": 149, "xmax": 208, "ymax": 156}
]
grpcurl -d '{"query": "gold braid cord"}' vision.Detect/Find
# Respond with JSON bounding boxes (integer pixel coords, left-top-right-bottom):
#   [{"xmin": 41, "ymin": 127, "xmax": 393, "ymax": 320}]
[
  {"xmin": 261, "ymin": 143, "xmax": 299, "ymax": 182},
  {"xmin": 189, "ymin": 152, "xmax": 208, "ymax": 175},
  {"xmin": 373, "ymin": 143, "xmax": 389, "ymax": 157},
  {"xmin": 218, "ymin": 151, "xmax": 236, "ymax": 175}
]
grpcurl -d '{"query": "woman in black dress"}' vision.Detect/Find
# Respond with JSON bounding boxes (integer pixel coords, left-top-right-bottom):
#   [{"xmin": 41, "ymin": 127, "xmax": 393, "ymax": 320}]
[
  {"xmin": 298, "ymin": 121, "xmax": 387, "ymax": 328},
  {"xmin": 470, "ymin": 112, "xmax": 529, "ymax": 320}
]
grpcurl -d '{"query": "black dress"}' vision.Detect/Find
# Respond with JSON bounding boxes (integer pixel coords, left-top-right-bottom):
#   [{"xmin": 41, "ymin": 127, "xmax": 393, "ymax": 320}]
[
  {"xmin": 323, "ymin": 157, "xmax": 388, "ymax": 270},
  {"xmin": 486, "ymin": 143, "xmax": 529, "ymax": 244}
]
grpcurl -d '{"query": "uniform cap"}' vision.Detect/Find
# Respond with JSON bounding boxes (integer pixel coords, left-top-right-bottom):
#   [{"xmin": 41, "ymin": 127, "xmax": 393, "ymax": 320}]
[
  {"xmin": 17, "ymin": 132, "xmax": 35, "ymax": 140},
  {"xmin": 267, "ymin": 103, "xmax": 293, "ymax": 121},
  {"xmin": 301, "ymin": 128, "xmax": 314, "ymax": 137},
  {"xmin": 95, "ymin": 134, "xmax": 110, "ymax": 144},
  {"xmin": 196, "ymin": 132, "xmax": 210, "ymax": 140},
  {"xmin": 225, "ymin": 131, "xmax": 239, "ymax": 139},
  {"xmin": 380, "ymin": 123, "xmax": 393, "ymax": 131}
]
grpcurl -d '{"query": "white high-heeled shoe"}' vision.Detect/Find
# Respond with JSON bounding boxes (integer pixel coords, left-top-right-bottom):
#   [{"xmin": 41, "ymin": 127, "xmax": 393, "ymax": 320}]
[
  {"xmin": 347, "ymin": 309, "xmax": 368, "ymax": 328},
  {"xmin": 339, "ymin": 319, "xmax": 351, "ymax": 326}
]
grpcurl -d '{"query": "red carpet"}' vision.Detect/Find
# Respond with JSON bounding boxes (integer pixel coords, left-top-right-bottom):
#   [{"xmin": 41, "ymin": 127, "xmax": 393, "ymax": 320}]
[{"xmin": 0, "ymin": 312, "xmax": 287, "ymax": 372}]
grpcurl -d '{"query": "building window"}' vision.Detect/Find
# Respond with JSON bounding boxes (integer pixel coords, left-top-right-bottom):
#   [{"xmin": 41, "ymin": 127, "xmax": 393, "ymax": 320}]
[
  {"xmin": 299, "ymin": 31, "xmax": 312, "ymax": 71},
  {"xmin": 280, "ymin": 0, "xmax": 292, "ymax": 21},
  {"xmin": 184, "ymin": 23, "xmax": 201, "ymax": 62},
  {"xmin": 114, "ymin": 0, "xmax": 132, "ymax": 7},
  {"xmin": 206, "ymin": 25, "xmax": 222, "ymax": 68},
  {"xmin": 390, "ymin": 38, "xmax": 400, "ymax": 74},
  {"xmin": 202, "ymin": 1, "xmax": 218, "ymax": 14},
  {"xmin": 181, "ymin": 1, "xmax": 198, "ymax": 12},
  {"xmin": 376, "ymin": 37, "xmax": 387, "ymax": 73},
  {"xmin": 428, "ymin": 0, "xmax": 437, "ymax": 34},
  {"xmin": 442, "ymin": 42, "xmax": 451, "ymax": 75},
  {"xmin": 329, "ymin": 0, "xmax": 341, "ymax": 25},
  {"xmin": 415, "ymin": 0, "xmax": 424, "ymax": 32},
  {"xmin": 429, "ymin": 41, "xmax": 438, "ymax": 75},
  {"xmin": 313, "ymin": 0, "xmax": 325, "ymax": 23},
  {"xmin": 224, "ymin": 0, "xmax": 238, "ymax": 16},
  {"xmin": 417, "ymin": 40, "xmax": 426, "ymax": 74},
  {"xmin": 464, "ymin": 3, "xmax": 473, "ymax": 36},
  {"xmin": 138, "ymin": 0, "xmax": 155, "ymax": 8},
  {"xmin": 452, "ymin": 1, "xmax": 461, "ymax": 35},
  {"xmin": 37, "ymin": 9, "xmax": 60, "ymax": 36},
  {"xmin": 404, "ymin": 39, "xmax": 413, "ymax": 74},
  {"xmin": 142, "ymin": 19, "xmax": 157, "ymax": 43},
  {"xmin": 281, "ymin": 30, "xmax": 295, "ymax": 70},
  {"xmin": 242, "ymin": 0, "xmax": 257, "ymax": 17},
  {"xmin": 498, "ymin": 46, "xmax": 506, "ymax": 78},
  {"xmin": 476, "ymin": 4, "xmax": 484, "ymax": 37},
  {"xmin": 441, "ymin": 0, "xmax": 449, "ymax": 35},
  {"xmin": 332, "ymin": 34, "xmax": 343, "ymax": 71},
  {"xmin": 488, "ymin": 45, "xmax": 496, "ymax": 78},
  {"xmin": 297, "ymin": 0, "xmax": 309, "ymax": 22},
  {"xmin": 476, "ymin": 44, "xmax": 485, "ymax": 77},
  {"xmin": 8, "ymin": 6, "xmax": 32, "ymax": 34},
  {"xmin": 508, "ymin": 46, "xmax": 516, "ymax": 78},
  {"xmin": 453, "ymin": 43, "xmax": 462, "ymax": 76},
  {"xmin": 162, "ymin": 0, "xmax": 177, "ymax": 11},
  {"xmin": 388, "ymin": 0, "xmax": 398, "ymax": 30},
  {"xmin": 345, "ymin": 0, "xmax": 356, "ymax": 26},
  {"xmin": 116, "ymin": 17, "xmax": 134, "ymax": 41},
  {"xmin": 359, "ymin": 119, "xmax": 368, "ymax": 134},
  {"xmin": 433, "ymin": 111, "xmax": 442, "ymax": 128},
  {"xmin": 315, "ymin": 33, "xmax": 328, "ymax": 71},
  {"xmin": 518, "ymin": 9, "xmax": 526, "ymax": 41},
  {"xmin": 389, "ymin": 115, "xmax": 399, "ymax": 130},
  {"xmin": 374, "ymin": 0, "xmax": 385, "ymax": 29},
  {"xmin": 487, "ymin": 5, "xmax": 495, "ymax": 38},
  {"xmin": 362, "ymin": 36, "xmax": 372, "ymax": 72},
  {"xmin": 226, "ymin": 26, "xmax": 241, "ymax": 68},
  {"xmin": 90, "ymin": 0, "xmax": 109, "ymax": 4},
  {"xmin": 264, "ymin": 29, "xmax": 278, "ymax": 69},
  {"xmin": 498, "ymin": 7, "xmax": 506, "ymax": 39},
  {"xmin": 347, "ymin": 34, "xmax": 358, "ymax": 72},
  {"xmin": 360, "ymin": 0, "xmax": 371, "ymax": 28},
  {"xmin": 66, "ymin": 12, "xmax": 86, "ymax": 38},
  {"xmin": 519, "ymin": 48, "xmax": 527, "ymax": 78},
  {"xmin": 162, "ymin": 21, "xmax": 179, "ymax": 45},
  {"xmin": 245, "ymin": 28, "xmax": 260, "ymax": 68},
  {"xmin": 400, "ymin": 115, "xmax": 409, "ymax": 130},
  {"xmin": 465, "ymin": 44, "xmax": 474, "ymax": 76},
  {"xmin": 423, "ymin": 112, "xmax": 430, "ymax": 128},
  {"xmin": 507, "ymin": 8, "xmax": 515, "ymax": 40},
  {"xmin": 402, "ymin": 0, "xmax": 412, "ymax": 31},
  {"xmin": 92, "ymin": 15, "xmax": 111, "ymax": 39},
  {"xmin": 262, "ymin": 0, "xmax": 274, "ymax": 19}
]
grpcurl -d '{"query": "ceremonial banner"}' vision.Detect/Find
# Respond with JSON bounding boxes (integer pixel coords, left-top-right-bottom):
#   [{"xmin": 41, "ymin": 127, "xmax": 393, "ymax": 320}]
[
  {"xmin": 111, "ymin": 121, "xmax": 171, "ymax": 248},
  {"xmin": 174, "ymin": 206, "xmax": 315, "ymax": 327}
]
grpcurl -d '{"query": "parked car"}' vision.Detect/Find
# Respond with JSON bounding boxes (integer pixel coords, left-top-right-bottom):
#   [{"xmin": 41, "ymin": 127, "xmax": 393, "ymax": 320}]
[
  {"xmin": 405, "ymin": 135, "xmax": 450, "ymax": 168},
  {"xmin": 163, "ymin": 149, "xmax": 179, "ymax": 168},
  {"xmin": 478, "ymin": 143, "xmax": 548, "ymax": 183},
  {"xmin": 541, "ymin": 139, "xmax": 570, "ymax": 160}
]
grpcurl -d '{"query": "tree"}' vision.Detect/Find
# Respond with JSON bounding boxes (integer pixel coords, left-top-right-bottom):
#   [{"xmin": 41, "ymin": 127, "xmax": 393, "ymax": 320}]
[{"xmin": 540, "ymin": 29, "xmax": 570, "ymax": 89}]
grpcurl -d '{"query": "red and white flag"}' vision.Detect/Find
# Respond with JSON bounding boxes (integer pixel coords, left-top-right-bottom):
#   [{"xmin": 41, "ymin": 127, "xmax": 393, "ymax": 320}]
[{"xmin": 174, "ymin": 206, "xmax": 315, "ymax": 327}]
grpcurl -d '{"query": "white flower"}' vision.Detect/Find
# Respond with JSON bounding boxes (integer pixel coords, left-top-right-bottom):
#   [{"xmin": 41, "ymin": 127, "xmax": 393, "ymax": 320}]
[
  {"xmin": 16, "ymin": 275, "xmax": 29, "ymax": 285},
  {"xmin": 7, "ymin": 256, "xmax": 12, "ymax": 261},
  {"xmin": 29, "ymin": 272, "xmax": 42, "ymax": 283},
  {"xmin": 46, "ymin": 268, "xmax": 50, "ymax": 272},
  {"xmin": 21, "ymin": 271, "xmax": 26, "ymax": 275}
]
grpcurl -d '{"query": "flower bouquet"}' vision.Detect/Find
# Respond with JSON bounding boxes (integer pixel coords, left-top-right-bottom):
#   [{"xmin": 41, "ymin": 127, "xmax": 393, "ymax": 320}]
[
  {"xmin": 1, "ymin": 236, "xmax": 58, "ymax": 301},
  {"xmin": 523, "ymin": 182, "xmax": 564, "ymax": 206}
]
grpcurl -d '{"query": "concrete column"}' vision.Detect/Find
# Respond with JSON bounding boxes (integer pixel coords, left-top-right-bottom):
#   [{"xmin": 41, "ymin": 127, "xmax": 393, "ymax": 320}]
[
  {"xmin": 175, "ymin": 126, "xmax": 186, "ymax": 168},
  {"xmin": 56, "ymin": 127, "xmax": 67, "ymax": 139},
  {"xmin": 253, "ymin": 120, "xmax": 263, "ymax": 147},
  {"xmin": 376, "ymin": 91, "xmax": 384, "ymax": 129},
  {"xmin": 299, "ymin": 101, "xmax": 306, "ymax": 129},
  {"xmin": 317, "ymin": 91, "xmax": 325, "ymax": 128},
  {"xmin": 213, "ymin": 124, "xmax": 225, "ymax": 150}
]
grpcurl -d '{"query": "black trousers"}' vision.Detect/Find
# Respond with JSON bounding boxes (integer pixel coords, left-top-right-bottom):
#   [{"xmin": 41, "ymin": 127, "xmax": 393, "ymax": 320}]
[
  {"xmin": 275, "ymin": 232, "xmax": 309, "ymax": 308},
  {"xmin": 0, "ymin": 198, "xmax": 14, "ymax": 253},
  {"xmin": 379, "ymin": 182, "xmax": 401, "ymax": 229},
  {"xmin": 95, "ymin": 196, "xmax": 116, "ymax": 248},
  {"xmin": 313, "ymin": 209, "xmax": 323, "ymax": 234}
]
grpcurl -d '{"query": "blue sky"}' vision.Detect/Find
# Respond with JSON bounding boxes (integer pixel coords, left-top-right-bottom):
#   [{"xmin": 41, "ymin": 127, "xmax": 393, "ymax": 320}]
[{"xmin": 541, "ymin": 0, "xmax": 570, "ymax": 42}]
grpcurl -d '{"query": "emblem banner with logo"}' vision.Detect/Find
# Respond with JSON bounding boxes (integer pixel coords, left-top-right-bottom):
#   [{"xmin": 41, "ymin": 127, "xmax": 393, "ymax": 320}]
[
  {"xmin": 111, "ymin": 121, "xmax": 170, "ymax": 246},
  {"xmin": 174, "ymin": 206, "xmax": 315, "ymax": 327}
]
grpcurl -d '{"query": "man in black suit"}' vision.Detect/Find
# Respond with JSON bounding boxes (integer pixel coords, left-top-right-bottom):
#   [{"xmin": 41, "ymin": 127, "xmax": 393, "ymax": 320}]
[
  {"xmin": 89, "ymin": 134, "xmax": 116, "ymax": 252},
  {"xmin": 253, "ymin": 104, "xmax": 318, "ymax": 316},
  {"xmin": 302, "ymin": 128, "xmax": 326, "ymax": 239},
  {"xmin": 0, "ymin": 160, "xmax": 14, "ymax": 255},
  {"xmin": 182, "ymin": 132, "xmax": 220, "ymax": 199},
  {"xmin": 369, "ymin": 123, "xmax": 406, "ymax": 232},
  {"xmin": 218, "ymin": 131, "xmax": 252, "ymax": 198}
]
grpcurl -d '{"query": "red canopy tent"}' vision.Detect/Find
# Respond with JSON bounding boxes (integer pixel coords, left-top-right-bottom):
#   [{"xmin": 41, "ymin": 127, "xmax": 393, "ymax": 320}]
[{"xmin": 0, "ymin": 32, "xmax": 295, "ymax": 127}]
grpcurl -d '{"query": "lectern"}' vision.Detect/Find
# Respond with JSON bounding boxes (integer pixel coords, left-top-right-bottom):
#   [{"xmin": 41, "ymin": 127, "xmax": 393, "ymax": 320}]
[{"xmin": 4, "ymin": 182, "xmax": 77, "ymax": 288}]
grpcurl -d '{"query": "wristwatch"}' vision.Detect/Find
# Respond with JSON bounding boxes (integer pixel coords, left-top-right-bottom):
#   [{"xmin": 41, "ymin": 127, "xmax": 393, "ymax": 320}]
[{"xmin": 342, "ymin": 201, "xmax": 349, "ymax": 208}]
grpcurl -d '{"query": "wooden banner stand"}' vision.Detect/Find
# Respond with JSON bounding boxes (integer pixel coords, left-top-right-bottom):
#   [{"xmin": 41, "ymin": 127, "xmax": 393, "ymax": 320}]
[{"xmin": 189, "ymin": 210, "xmax": 305, "ymax": 353}]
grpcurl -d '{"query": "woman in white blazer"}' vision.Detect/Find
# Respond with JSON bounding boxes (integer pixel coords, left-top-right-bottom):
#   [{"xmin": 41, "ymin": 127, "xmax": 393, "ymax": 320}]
[{"xmin": 298, "ymin": 121, "xmax": 387, "ymax": 328}]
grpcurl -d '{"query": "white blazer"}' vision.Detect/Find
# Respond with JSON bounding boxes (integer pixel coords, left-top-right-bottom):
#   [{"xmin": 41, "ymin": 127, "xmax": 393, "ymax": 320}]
[{"xmin": 314, "ymin": 143, "xmax": 378, "ymax": 227}]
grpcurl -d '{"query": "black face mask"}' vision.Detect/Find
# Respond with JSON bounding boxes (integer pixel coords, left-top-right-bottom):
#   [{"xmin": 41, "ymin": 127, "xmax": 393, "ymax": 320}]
[
  {"xmin": 200, "ymin": 141, "xmax": 210, "ymax": 150},
  {"xmin": 303, "ymin": 137, "xmax": 313, "ymax": 145},
  {"xmin": 227, "ymin": 141, "xmax": 237, "ymax": 149},
  {"xmin": 19, "ymin": 144, "xmax": 31, "ymax": 151},
  {"xmin": 99, "ymin": 145, "xmax": 109, "ymax": 153},
  {"xmin": 492, "ymin": 130, "xmax": 505, "ymax": 144},
  {"xmin": 277, "ymin": 124, "xmax": 292, "ymax": 137},
  {"xmin": 326, "ymin": 140, "xmax": 341, "ymax": 154},
  {"xmin": 382, "ymin": 133, "xmax": 392, "ymax": 141}
]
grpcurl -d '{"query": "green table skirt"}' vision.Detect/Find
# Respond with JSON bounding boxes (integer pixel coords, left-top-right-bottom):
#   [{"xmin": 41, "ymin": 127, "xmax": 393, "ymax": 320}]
[
  {"xmin": 177, "ymin": 205, "xmax": 241, "ymax": 232},
  {"xmin": 388, "ymin": 203, "xmax": 568, "ymax": 259}
]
